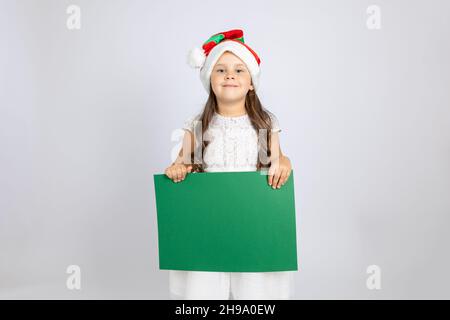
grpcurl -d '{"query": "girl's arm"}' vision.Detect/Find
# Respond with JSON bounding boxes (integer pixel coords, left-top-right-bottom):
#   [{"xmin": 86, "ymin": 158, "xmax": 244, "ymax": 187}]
[
  {"xmin": 268, "ymin": 132, "xmax": 292, "ymax": 189},
  {"xmin": 165, "ymin": 131, "xmax": 195, "ymax": 182}
]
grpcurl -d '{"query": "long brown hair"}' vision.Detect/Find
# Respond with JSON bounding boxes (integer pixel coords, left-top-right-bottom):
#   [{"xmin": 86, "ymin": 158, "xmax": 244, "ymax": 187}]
[{"xmin": 190, "ymin": 83, "xmax": 275, "ymax": 172}]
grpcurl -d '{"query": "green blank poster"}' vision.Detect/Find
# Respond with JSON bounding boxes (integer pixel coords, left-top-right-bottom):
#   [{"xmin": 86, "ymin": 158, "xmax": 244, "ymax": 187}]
[{"xmin": 153, "ymin": 170, "xmax": 298, "ymax": 272}]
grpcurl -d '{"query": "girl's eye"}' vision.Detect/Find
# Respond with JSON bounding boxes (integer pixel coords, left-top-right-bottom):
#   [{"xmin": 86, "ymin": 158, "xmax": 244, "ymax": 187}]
[{"xmin": 216, "ymin": 68, "xmax": 244, "ymax": 73}]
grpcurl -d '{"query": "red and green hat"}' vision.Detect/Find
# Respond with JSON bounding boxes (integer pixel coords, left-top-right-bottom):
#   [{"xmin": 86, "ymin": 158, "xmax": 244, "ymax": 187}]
[{"xmin": 187, "ymin": 29, "xmax": 261, "ymax": 94}]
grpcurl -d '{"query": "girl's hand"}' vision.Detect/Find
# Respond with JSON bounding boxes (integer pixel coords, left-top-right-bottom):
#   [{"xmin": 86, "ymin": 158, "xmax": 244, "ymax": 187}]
[
  {"xmin": 268, "ymin": 156, "xmax": 292, "ymax": 189},
  {"xmin": 165, "ymin": 163, "xmax": 193, "ymax": 183}
]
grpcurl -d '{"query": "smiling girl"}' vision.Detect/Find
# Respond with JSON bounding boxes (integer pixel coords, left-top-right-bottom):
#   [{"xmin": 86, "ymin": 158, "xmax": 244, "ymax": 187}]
[{"xmin": 164, "ymin": 29, "xmax": 294, "ymax": 300}]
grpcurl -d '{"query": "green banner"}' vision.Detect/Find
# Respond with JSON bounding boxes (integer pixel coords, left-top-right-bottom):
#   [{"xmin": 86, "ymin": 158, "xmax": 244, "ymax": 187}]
[{"xmin": 153, "ymin": 170, "xmax": 298, "ymax": 272}]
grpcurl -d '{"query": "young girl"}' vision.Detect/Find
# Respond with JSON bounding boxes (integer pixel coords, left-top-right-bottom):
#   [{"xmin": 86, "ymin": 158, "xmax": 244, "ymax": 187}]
[{"xmin": 164, "ymin": 29, "xmax": 294, "ymax": 300}]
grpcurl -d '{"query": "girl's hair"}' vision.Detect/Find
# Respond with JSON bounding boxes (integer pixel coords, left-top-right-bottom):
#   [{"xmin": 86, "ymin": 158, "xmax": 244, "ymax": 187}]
[{"xmin": 190, "ymin": 82, "xmax": 275, "ymax": 172}]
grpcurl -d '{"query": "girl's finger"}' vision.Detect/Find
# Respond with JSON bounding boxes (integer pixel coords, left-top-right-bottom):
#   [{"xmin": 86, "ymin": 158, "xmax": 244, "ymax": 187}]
[
  {"xmin": 272, "ymin": 171, "xmax": 282, "ymax": 188},
  {"xmin": 278, "ymin": 169, "xmax": 288, "ymax": 188},
  {"xmin": 267, "ymin": 167, "xmax": 276, "ymax": 185},
  {"xmin": 275, "ymin": 170, "xmax": 284, "ymax": 188},
  {"xmin": 286, "ymin": 169, "xmax": 291, "ymax": 182},
  {"xmin": 176, "ymin": 168, "xmax": 182, "ymax": 182},
  {"xmin": 168, "ymin": 168, "xmax": 175, "ymax": 180}
]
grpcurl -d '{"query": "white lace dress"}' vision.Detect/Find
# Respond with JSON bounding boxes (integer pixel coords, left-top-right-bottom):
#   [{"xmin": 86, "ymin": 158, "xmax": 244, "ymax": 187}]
[{"xmin": 169, "ymin": 110, "xmax": 295, "ymax": 299}]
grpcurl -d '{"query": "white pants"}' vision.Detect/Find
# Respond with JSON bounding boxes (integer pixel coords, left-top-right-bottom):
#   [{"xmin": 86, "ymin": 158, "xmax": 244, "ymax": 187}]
[{"xmin": 169, "ymin": 270, "xmax": 295, "ymax": 300}]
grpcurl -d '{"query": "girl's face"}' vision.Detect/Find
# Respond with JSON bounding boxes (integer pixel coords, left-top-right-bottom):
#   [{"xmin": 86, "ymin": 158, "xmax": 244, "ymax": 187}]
[{"xmin": 210, "ymin": 51, "xmax": 254, "ymax": 103}]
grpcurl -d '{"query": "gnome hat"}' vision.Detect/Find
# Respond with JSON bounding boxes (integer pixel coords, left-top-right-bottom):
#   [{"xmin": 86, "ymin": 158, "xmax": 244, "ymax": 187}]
[{"xmin": 187, "ymin": 29, "xmax": 261, "ymax": 94}]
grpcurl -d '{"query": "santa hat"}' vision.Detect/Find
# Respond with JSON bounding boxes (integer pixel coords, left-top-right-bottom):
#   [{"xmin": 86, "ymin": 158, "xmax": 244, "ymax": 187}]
[{"xmin": 187, "ymin": 29, "xmax": 261, "ymax": 94}]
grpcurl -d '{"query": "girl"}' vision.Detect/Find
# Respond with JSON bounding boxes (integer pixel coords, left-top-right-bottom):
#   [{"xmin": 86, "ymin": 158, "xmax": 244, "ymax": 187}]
[{"xmin": 164, "ymin": 29, "xmax": 294, "ymax": 300}]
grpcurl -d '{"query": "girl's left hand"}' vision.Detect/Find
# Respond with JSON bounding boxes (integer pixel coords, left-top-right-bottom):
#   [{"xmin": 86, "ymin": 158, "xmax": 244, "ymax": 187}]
[{"xmin": 268, "ymin": 155, "xmax": 292, "ymax": 189}]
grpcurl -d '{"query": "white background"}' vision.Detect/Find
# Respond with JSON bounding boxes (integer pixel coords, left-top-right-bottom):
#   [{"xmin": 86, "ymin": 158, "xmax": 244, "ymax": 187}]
[{"xmin": 1, "ymin": 0, "xmax": 449, "ymax": 299}]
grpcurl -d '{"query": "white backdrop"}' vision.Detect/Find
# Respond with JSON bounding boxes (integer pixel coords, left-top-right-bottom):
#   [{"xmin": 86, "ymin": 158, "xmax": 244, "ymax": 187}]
[{"xmin": 1, "ymin": 0, "xmax": 449, "ymax": 299}]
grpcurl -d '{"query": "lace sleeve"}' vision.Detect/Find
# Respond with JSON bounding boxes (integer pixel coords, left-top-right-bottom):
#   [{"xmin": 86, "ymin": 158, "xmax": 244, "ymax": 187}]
[
  {"xmin": 267, "ymin": 111, "xmax": 281, "ymax": 133},
  {"xmin": 182, "ymin": 114, "xmax": 201, "ymax": 132}
]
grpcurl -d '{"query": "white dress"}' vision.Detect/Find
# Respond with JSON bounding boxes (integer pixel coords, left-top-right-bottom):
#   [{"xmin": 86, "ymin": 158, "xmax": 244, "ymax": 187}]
[{"xmin": 169, "ymin": 110, "xmax": 295, "ymax": 300}]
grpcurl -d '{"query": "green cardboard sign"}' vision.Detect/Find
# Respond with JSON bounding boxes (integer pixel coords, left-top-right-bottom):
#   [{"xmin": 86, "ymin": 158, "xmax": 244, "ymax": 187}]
[{"xmin": 153, "ymin": 170, "xmax": 298, "ymax": 272}]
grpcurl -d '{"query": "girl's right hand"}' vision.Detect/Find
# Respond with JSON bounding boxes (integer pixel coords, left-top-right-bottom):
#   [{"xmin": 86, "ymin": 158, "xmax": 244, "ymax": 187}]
[{"xmin": 164, "ymin": 163, "xmax": 193, "ymax": 183}]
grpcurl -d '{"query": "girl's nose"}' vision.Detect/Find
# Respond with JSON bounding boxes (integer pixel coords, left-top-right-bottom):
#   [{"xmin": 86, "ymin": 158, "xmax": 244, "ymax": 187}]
[{"xmin": 225, "ymin": 73, "xmax": 235, "ymax": 79}]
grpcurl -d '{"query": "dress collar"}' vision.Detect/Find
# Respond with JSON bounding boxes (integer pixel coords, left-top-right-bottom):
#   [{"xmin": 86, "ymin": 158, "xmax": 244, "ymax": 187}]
[{"xmin": 214, "ymin": 111, "xmax": 249, "ymax": 120}]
